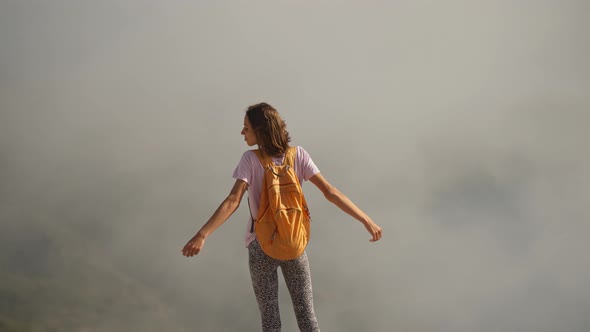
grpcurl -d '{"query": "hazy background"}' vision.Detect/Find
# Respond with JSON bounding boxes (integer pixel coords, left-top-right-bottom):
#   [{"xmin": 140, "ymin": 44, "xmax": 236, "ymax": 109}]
[{"xmin": 1, "ymin": 1, "xmax": 589, "ymax": 331}]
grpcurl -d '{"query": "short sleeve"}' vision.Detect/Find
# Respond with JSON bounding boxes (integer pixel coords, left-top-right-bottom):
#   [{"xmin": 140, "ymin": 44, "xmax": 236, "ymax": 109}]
[
  {"xmin": 297, "ymin": 146, "xmax": 320, "ymax": 181},
  {"xmin": 232, "ymin": 151, "xmax": 253, "ymax": 184}
]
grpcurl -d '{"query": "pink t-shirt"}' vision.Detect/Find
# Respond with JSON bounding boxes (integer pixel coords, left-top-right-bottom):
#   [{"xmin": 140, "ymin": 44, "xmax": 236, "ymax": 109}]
[{"xmin": 232, "ymin": 146, "xmax": 320, "ymax": 247}]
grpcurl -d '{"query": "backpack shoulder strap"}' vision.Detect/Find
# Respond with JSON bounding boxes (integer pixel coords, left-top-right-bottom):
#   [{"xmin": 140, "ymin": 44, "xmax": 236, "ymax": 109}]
[
  {"xmin": 254, "ymin": 147, "xmax": 296, "ymax": 169},
  {"xmin": 253, "ymin": 149, "xmax": 272, "ymax": 167},
  {"xmin": 248, "ymin": 149, "xmax": 271, "ymax": 233},
  {"xmin": 284, "ymin": 146, "xmax": 297, "ymax": 167}
]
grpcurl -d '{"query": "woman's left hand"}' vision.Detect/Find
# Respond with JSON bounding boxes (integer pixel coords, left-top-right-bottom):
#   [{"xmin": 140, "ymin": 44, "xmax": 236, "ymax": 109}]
[{"xmin": 364, "ymin": 220, "xmax": 383, "ymax": 242}]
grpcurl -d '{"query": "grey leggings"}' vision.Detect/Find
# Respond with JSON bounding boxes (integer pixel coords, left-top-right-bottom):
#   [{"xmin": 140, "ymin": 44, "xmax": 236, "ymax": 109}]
[{"xmin": 248, "ymin": 239, "xmax": 320, "ymax": 332}]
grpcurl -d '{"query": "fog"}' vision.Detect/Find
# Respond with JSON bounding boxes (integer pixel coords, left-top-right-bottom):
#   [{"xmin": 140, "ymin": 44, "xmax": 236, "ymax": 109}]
[{"xmin": 1, "ymin": 1, "xmax": 589, "ymax": 331}]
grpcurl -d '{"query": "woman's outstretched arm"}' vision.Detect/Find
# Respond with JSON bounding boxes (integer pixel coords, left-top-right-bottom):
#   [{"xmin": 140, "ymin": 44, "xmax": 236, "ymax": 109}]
[
  {"xmin": 309, "ymin": 173, "xmax": 383, "ymax": 242},
  {"xmin": 182, "ymin": 179, "xmax": 248, "ymax": 257}
]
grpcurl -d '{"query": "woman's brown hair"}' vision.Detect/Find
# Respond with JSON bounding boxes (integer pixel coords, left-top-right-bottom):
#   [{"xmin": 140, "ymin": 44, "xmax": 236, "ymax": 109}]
[{"xmin": 246, "ymin": 102, "xmax": 291, "ymax": 157}]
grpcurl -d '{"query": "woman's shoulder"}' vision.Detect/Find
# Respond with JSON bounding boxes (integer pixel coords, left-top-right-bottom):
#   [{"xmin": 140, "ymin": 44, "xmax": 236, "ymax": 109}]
[
  {"xmin": 293, "ymin": 146, "xmax": 317, "ymax": 164},
  {"xmin": 241, "ymin": 149, "xmax": 259, "ymax": 160},
  {"xmin": 294, "ymin": 145, "xmax": 310, "ymax": 156},
  {"xmin": 243, "ymin": 148, "xmax": 257, "ymax": 155}
]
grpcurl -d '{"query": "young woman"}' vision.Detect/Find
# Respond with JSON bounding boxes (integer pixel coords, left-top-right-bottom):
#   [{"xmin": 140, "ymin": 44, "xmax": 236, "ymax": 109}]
[{"xmin": 182, "ymin": 102, "xmax": 383, "ymax": 332}]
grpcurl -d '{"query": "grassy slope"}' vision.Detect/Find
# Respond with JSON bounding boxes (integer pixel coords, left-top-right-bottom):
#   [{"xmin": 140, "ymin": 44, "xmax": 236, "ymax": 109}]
[{"xmin": 0, "ymin": 221, "xmax": 178, "ymax": 332}]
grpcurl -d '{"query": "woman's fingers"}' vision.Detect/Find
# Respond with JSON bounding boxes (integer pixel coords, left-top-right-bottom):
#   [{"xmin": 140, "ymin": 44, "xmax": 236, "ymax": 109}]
[
  {"xmin": 186, "ymin": 247, "xmax": 199, "ymax": 257},
  {"xmin": 368, "ymin": 224, "xmax": 382, "ymax": 242},
  {"xmin": 184, "ymin": 243, "xmax": 200, "ymax": 256},
  {"xmin": 183, "ymin": 246, "xmax": 199, "ymax": 257},
  {"xmin": 182, "ymin": 235, "xmax": 206, "ymax": 257}
]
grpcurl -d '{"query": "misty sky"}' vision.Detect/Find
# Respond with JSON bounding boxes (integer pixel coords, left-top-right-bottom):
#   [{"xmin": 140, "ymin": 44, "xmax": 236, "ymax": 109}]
[{"xmin": 2, "ymin": 1, "xmax": 589, "ymax": 331}]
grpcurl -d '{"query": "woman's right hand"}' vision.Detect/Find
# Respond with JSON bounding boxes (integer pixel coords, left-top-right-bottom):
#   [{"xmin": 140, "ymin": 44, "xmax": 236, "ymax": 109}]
[{"xmin": 182, "ymin": 232, "xmax": 206, "ymax": 257}]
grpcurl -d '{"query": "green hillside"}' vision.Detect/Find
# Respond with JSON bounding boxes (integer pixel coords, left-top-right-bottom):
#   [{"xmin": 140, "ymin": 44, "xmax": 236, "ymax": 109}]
[{"xmin": 0, "ymin": 222, "xmax": 178, "ymax": 332}]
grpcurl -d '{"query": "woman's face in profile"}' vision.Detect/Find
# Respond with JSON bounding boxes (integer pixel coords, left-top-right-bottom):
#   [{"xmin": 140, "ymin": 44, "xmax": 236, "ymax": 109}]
[{"xmin": 241, "ymin": 115, "xmax": 257, "ymax": 147}]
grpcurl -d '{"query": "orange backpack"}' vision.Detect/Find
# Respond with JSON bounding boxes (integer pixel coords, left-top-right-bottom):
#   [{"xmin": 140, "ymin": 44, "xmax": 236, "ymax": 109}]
[{"xmin": 249, "ymin": 146, "xmax": 311, "ymax": 260}]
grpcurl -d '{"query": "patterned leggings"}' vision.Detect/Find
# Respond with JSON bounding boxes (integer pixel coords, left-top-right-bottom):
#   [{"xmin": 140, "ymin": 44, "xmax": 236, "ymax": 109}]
[{"xmin": 248, "ymin": 239, "xmax": 320, "ymax": 332}]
